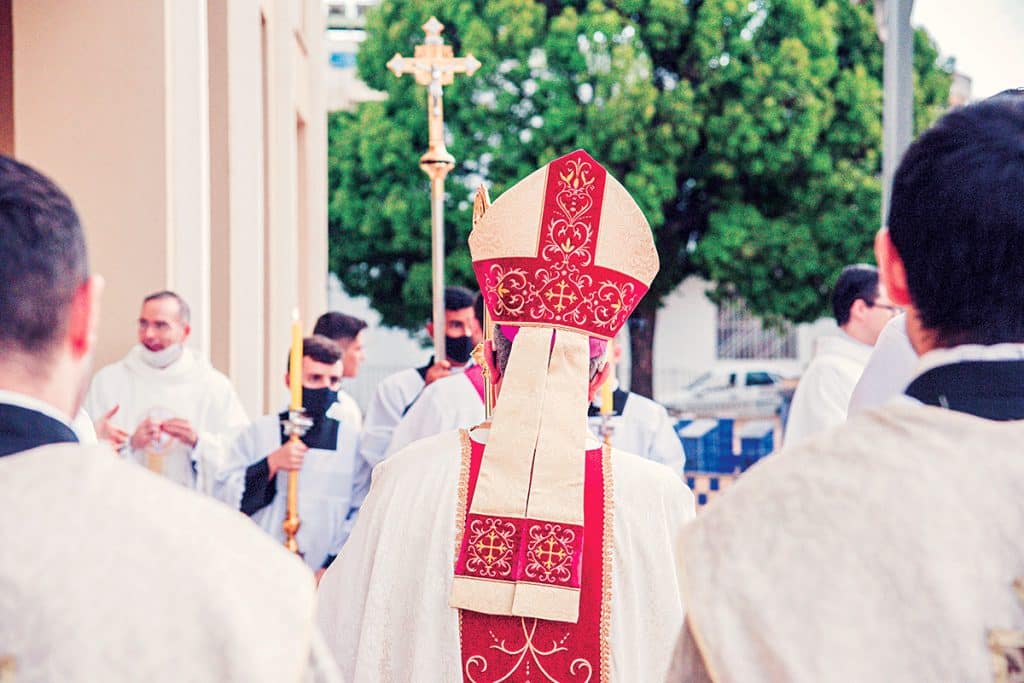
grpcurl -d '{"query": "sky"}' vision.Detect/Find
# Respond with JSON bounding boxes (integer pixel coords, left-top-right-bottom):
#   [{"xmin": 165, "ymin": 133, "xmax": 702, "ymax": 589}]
[{"xmin": 911, "ymin": 0, "xmax": 1024, "ymax": 99}]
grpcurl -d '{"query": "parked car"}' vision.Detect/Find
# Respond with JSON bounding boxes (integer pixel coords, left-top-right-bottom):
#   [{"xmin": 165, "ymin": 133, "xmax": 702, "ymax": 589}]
[{"xmin": 661, "ymin": 362, "xmax": 800, "ymax": 418}]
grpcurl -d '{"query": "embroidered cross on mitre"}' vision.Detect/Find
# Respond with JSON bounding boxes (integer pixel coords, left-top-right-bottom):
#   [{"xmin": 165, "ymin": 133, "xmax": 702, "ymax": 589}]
[{"xmin": 989, "ymin": 578, "xmax": 1024, "ymax": 683}]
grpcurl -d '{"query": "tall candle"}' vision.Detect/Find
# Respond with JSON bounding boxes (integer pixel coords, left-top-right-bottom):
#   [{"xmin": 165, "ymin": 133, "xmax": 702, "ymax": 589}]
[{"xmin": 289, "ymin": 309, "xmax": 303, "ymax": 411}]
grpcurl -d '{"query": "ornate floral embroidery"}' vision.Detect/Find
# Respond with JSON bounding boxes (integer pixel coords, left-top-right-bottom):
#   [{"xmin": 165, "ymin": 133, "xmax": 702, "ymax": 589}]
[
  {"xmin": 474, "ymin": 150, "xmax": 648, "ymax": 339},
  {"xmin": 464, "ymin": 618, "xmax": 594, "ymax": 683},
  {"xmin": 989, "ymin": 578, "xmax": 1024, "ymax": 683},
  {"xmin": 523, "ymin": 523, "xmax": 577, "ymax": 585},
  {"xmin": 464, "ymin": 516, "xmax": 518, "ymax": 579}
]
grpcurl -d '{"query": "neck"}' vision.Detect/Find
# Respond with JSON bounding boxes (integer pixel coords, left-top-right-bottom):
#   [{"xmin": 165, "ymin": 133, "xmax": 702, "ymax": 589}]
[
  {"xmin": 839, "ymin": 323, "xmax": 873, "ymax": 346},
  {"xmin": 0, "ymin": 354, "xmax": 77, "ymax": 419}
]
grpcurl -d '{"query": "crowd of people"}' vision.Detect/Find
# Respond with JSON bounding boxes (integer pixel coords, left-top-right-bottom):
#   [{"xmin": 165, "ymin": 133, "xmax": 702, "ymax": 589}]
[{"xmin": 1, "ymin": 90, "xmax": 1023, "ymax": 682}]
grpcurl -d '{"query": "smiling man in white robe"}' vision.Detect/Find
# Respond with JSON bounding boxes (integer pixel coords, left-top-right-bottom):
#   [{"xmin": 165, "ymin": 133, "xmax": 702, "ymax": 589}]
[
  {"xmin": 318, "ymin": 150, "xmax": 695, "ymax": 682},
  {"xmin": 0, "ymin": 154, "xmax": 339, "ymax": 682},
  {"xmin": 672, "ymin": 90, "xmax": 1024, "ymax": 682},
  {"xmin": 83, "ymin": 290, "xmax": 249, "ymax": 493}
]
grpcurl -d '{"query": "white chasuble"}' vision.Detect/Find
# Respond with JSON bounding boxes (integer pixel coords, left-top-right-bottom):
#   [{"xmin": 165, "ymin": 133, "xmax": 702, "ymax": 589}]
[
  {"xmin": 385, "ymin": 368, "xmax": 486, "ymax": 459},
  {"xmin": 317, "ymin": 427, "xmax": 695, "ymax": 681},
  {"xmin": 0, "ymin": 443, "xmax": 339, "ymax": 682},
  {"xmin": 678, "ymin": 404, "xmax": 1024, "ymax": 682}
]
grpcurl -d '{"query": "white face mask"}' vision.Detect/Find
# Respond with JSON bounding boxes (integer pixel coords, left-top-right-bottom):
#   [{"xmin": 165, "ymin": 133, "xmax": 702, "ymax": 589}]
[{"xmin": 139, "ymin": 343, "xmax": 184, "ymax": 369}]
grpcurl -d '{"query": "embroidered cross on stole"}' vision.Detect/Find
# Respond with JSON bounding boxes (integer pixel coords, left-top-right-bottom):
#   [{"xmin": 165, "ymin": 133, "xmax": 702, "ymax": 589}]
[
  {"xmin": 989, "ymin": 578, "xmax": 1024, "ymax": 682},
  {"xmin": 455, "ymin": 432, "xmax": 612, "ymax": 682}
]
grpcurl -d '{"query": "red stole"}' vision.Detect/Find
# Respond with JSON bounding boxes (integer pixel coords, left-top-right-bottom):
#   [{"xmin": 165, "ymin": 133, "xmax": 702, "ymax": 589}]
[
  {"xmin": 464, "ymin": 365, "xmax": 487, "ymax": 405},
  {"xmin": 457, "ymin": 435, "xmax": 610, "ymax": 682}
]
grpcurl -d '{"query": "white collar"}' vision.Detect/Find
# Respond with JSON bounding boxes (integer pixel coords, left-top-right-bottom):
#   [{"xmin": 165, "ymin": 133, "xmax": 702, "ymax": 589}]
[
  {"xmin": 123, "ymin": 344, "xmax": 197, "ymax": 378},
  {"xmin": 914, "ymin": 343, "xmax": 1024, "ymax": 378},
  {"xmin": 0, "ymin": 389, "xmax": 73, "ymax": 425}
]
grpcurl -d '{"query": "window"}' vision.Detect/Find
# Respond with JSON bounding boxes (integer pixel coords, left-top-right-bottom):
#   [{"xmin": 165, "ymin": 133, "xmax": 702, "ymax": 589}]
[
  {"xmin": 717, "ymin": 298, "xmax": 797, "ymax": 359},
  {"xmin": 745, "ymin": 372, "xmax": 776, "ymax": 387}
]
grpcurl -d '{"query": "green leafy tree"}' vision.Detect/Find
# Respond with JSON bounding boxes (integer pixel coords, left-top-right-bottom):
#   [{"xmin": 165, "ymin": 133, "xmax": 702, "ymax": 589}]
[{"xmin": 328, "ymin": 0, "xmax": 951, "ymax": 396}]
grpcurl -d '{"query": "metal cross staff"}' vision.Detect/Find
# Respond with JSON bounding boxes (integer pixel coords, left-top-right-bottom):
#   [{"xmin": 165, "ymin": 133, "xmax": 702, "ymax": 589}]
[{"xmin": 387, "ymin": 17, "xmax": 481, "ymax": 361}]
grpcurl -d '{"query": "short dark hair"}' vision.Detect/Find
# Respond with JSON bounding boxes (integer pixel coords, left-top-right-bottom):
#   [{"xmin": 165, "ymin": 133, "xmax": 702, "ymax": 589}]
[
  {"xmin": 445, "ymin": 286, "xmax": 476, "ymax": 311},
  {"xmin": 831, "ymin": 264, "xmax": 879, "ymax": 326},
  {"xmin": 285, "ymin": 335, "xmax": 343, "ymax": 375},
  {"xmin": 0, "ymin": 156, "xmax": 88, "ymax": 358},
  {"xmin": 313, "ymin": 311, "xmax": 367, "ymax": 346},
  {"xmin": 888, "ymin": 91, "xmax": 1024, "ymax": 346},
  {"xmin": 143, "ymin": 290, "xmax": 191, "ymax": 324}
]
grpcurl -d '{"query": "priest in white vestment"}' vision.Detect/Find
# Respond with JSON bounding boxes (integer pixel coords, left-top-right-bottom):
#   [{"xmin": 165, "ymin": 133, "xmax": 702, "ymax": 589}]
[
  {"xmin": 215, "ymin": 336, "xmax": 363, "ymax": 576},
  {"xmin": 0, "ymin": 154, "xmax": 340, "ymax": 682},
  {"xmin": 319, "ymin": 150, "xmax": 695, "ymax": 682},
  {"xmin": 672, "ymin": 91, "xmax": 1024, "ymax": 682},
  {"xmin": 84, "ymin": 291, "xmax": 249, "ymax": 493},
  {"xmin": 783, "ymin": 264, "xmax": 897, "ymax": 447}
]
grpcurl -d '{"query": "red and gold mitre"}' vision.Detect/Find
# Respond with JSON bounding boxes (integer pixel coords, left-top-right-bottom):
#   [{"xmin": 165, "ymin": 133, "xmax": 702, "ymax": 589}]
[
  {"xmin": 470, "ymin": 149, "xmax": 658, "ymax": 339},
  {"xmin": 450, "ymin": 151, "xmax": 659, "ymax": 626}
]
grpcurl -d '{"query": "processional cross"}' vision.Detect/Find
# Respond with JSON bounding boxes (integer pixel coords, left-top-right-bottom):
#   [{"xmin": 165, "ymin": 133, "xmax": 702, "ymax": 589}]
[{"xmin": 387, "ymin": 18, "xmax": 481, "ymax": 360}]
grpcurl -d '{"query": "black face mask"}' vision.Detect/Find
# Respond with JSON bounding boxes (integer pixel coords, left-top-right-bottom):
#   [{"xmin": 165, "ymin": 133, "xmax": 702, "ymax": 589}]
[
  {"xmin": 446, "ymin": 334, "xmax": 474, "ymax": 364},
  {"xmin": 302, "ymin": 387, "xmax": 338, "ymax": 419}
]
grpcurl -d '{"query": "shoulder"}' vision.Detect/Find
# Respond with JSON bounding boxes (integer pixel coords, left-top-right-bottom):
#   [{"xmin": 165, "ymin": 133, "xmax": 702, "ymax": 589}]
[
  {"xmin": 624, "ymin": 392, "xmax": 670, "ymax": 419},
  {"xmin": 89, "ymin": 357, "xmax": 130, "ymax": 385},
  {"xmin": 610, "ymin": 447, "xmax": 692, "ymax": 505},
  {"xmin": 382, "ymin": 429, "xmax": 465, "ymax": 478}
]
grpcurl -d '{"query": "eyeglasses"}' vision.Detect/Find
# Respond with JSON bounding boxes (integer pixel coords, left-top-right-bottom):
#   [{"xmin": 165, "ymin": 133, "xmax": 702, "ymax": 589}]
[{"xmin": 870, "ymin": 303, "xmax": 902, "ymax": 316}]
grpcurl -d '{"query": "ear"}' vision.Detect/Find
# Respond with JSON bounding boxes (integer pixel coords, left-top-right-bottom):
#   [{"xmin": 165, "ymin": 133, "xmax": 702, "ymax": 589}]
[
  {"xmin": 426, "ymin": 321, "xmax": 435, "ymax": 338},
  {"xmin": 67, "ymin": 275, "xmax": 103, "ymax": 360},
  {"xmin": 875, "ymin": 228, "xmax": 912, "ymax": 306},
  {"xmin": 182, "ymin": 322, "xmax": 192, "ymax": 340},
  {"xmin": 283, "ymin": 372, "xmax": 291, "ymax": 390}
]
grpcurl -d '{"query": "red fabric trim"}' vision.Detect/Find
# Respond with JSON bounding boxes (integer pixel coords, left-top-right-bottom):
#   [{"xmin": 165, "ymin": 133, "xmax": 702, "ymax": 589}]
[
  {"xmin": 473, "ymin": 149, "xmax": 649, "ymax": 338},
  {"xmin": 459, "ymin": 439, "xmax": 606, "ymax": 681},
  {"xmin": 464, "ymin": 364, "xmax": 487, "ymax": 405}
]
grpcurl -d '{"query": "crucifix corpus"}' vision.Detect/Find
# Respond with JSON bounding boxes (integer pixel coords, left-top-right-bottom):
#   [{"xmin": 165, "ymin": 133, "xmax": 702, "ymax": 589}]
[{"xmin": 387, "ymin": 17, "xmax": 481, "ymax": 361}]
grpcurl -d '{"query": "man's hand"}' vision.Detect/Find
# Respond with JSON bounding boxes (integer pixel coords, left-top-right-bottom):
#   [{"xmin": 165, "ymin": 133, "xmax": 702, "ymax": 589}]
[
  {"xmin": 95, "ymin": 404, "xmax": 129, "ymax": 449},
  {"xmin": 129, "ymin": 417, "xmax": 162, "ymax": 450},
  {"xmin": 424, "ymin": 359, "xmax": 452, "ymax": 386},
  {"xmin": 267, "ymin": 439, "xmax": 308, "ymax": 479},
  {"xmin": 161, "ymin": 418, "xmax": 198, "ymax": 448}
]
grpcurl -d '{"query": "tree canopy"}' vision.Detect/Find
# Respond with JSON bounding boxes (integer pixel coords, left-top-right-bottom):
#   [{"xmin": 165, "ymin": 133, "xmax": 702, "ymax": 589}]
[{"xmin": 328, "ymin": 0, "xmax": 952, "ymax": 390}]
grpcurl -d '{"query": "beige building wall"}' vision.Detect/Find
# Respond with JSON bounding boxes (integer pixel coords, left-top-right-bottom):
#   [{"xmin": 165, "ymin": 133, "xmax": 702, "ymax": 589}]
[{"xmin": 7, "ymin": 0, "xmax": 327, "ymax": 417}]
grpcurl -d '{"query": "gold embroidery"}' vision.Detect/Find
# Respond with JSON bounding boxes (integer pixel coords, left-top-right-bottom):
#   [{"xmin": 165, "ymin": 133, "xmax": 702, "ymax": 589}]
[
  {"xmin": 454, "ymin": 429, "xmax": 472, "ymax": 565},
  {"xmin": 990, "ymin": 578, "xmax": 1024, "ymax": 683},
  {"xmin": 465, "ymin": 518, "xmax": 517, "ymax": 578},
  {"xmin": 464, "ymin": 617, "xmax": 594, "ymax": 683},
  {"xmin": 600, "ymin": 446, "xmax": 613, "ymax": 683},
  {"xmin": 523, "ymin": 523, "xmax": 576, "ymax": 584}
]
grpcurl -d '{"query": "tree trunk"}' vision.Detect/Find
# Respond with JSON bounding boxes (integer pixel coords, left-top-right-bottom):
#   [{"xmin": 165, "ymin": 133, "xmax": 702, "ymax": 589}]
[{"xmin": 628, "ymin": 305, "xmax": 657, "ymax": 399}]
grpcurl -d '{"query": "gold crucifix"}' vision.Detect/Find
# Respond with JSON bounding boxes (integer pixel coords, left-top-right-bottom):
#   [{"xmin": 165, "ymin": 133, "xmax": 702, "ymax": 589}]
[{"xmin": 386, "ymin": 18, "xmax": 481, "ymax": 360}]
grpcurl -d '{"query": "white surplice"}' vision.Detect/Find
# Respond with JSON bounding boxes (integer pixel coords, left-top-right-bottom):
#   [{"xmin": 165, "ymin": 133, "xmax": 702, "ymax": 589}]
[
  {"xmin": 318, "ymin": 427, "xmax": 695, "ymax": 681},
  {"xmin": 84, "ymin": 345, "xmax": 249, "ymax": 493},
  {"xmin": 847, "ymin": 314, "xmax": 918, "ymax": 417},
  {"xmin": 588, "ymin": 391, "xmax": 686, "ymax": 476},
  {"xmin": 215, "ymin": 396, "xmax": 363, "ymax": 570},
  {"xmin": 0, "ymin": 443, "xmax": 341, "ymax": 682},
  {"xmin": 783, "ymin": 333, "xmax": 873, "ymax": 447},
  {"xmin": 678, "ymin": 400, "xmax": 1024, "ymax": 681},
  {"xmin": 384, "ymin": 372, "xmax": 484, "ymax": 458}
]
